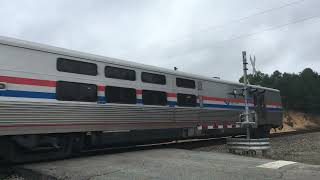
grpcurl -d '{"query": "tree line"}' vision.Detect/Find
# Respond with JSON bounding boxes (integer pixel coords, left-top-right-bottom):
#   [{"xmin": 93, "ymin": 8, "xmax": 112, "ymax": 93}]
[{"xmin": 239, "ymin": 68, "xmax": 320, "ymax": 113}]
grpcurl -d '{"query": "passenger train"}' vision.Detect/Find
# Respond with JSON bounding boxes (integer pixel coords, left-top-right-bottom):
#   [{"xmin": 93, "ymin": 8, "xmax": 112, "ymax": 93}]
[{"xmin": 0, "ymin": 36, "xmax": 283, "ymax": 162}]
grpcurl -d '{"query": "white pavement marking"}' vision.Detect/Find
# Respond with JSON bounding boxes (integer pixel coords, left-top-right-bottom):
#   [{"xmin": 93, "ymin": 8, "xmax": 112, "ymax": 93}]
[{"xmin": 257, "ymin": 160, "xmax": 297, "ymax": 169}]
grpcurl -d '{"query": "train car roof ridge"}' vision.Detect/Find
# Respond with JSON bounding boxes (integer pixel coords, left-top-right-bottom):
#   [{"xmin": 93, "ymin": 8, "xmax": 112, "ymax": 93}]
[{"xmin": 0, "ymin": 36, "xmax": 279, "ymax": 92}]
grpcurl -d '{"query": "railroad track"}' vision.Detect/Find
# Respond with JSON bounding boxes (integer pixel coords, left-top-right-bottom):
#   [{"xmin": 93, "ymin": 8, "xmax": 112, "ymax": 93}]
[
  {"xmin": 270, "ymin": 128, "xmax": 320, "ymax": 138},
  {"xmin": 81, "ymin": 136, "xmax": 230, "ymax": 156},
  {"xmin": 82, "ymin": 128, "xmax": 320, "ymax": 157},
  {"xmin": 1, "ymin": 128, "xmax": 319, "ymax": 165}
]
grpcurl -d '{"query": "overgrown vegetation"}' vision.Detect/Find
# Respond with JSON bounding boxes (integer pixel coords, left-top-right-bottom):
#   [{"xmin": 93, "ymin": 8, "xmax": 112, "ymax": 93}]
[{"xmin": 239, "ymin": 68, "xmax": 320, "ymax": 113}]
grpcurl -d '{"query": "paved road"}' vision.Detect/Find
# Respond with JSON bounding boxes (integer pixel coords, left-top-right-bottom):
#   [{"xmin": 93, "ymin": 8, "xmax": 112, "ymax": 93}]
[{"xmin": 15, "ymin": 149, "xmax": 320, "ymax": 180}]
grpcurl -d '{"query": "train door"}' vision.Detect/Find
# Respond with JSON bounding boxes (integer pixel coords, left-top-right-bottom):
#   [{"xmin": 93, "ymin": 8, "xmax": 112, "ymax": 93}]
[
  {"xmin": 175, "ymin": 77, "xmax": 200, "ymax": 138},
  {"xmin": 253, "ymin": 90, "xmax": 267, "ymax": 125},
  {"xmin": 197, "ymin": 81, "xmax": 204, "ymax": 108},
  {"xmin": 197, "ymin": 80, "xmax": 206, "ymax": 133}
]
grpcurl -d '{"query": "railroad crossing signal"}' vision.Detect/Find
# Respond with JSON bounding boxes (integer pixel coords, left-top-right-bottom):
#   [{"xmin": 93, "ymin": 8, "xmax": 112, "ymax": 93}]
[{"xmin": 250, "ymin": 55, "xmax": 257, "ymax": 75}]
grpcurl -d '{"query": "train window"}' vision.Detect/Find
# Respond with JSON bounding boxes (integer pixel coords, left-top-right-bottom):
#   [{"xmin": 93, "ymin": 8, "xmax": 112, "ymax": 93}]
[
  {"xmin": 56, "ymin": 81, "xmax": 97, "ymax": 102},
  {"xmin": 142, "ymin": 90, "xmax": 167, "ymax": 106},
  {"xmin": 105, "ymin": 66, "xmax": 136, "ymax": 81},
  {"xmin": 57, "ymin": 58, "xmax": 97, "ymax": 76},
  {"xmin": 141, "ymin": 72, "xmax": 166, "ymax": 85},
  {"xmin": 105, "ymin": 86, "xmax": 136, "ymax": 104},
  {"xmin": 177, "ymin": 93, "xmax": 197, "ymax": 107},
  {"xmin": 176, "ymin": 78, "xmax": 195, "ymax": 89}
]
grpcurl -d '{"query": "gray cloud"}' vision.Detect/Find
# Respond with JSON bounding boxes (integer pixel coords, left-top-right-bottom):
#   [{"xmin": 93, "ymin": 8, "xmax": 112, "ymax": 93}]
[{"xmin": 0, "ymin": 0, "xmax": 319, "ymax": 81}]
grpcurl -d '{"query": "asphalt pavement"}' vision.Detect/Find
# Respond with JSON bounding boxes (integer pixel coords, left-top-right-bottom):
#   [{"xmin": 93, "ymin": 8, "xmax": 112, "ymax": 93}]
[{"xmin": 13, "ymin": 148, "xmax": 320, "ymax": 180}]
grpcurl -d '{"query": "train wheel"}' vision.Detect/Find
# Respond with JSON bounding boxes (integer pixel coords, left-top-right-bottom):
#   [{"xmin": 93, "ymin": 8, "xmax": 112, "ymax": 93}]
[{"xmin": 1, "ymin": 134, "xmax": 73, "ymax": 163}]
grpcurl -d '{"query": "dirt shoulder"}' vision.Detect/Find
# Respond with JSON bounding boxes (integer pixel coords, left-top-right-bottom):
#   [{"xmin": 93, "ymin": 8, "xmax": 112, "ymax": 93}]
[{"xmin": 271, "ymin": 111, "xmax": 320, "ymax": 133}]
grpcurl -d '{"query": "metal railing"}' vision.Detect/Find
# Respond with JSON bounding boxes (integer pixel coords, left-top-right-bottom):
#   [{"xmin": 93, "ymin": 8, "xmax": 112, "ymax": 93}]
[{"xmin": 227, "ymin": 138, "xmax": 270, "ymax": 156}]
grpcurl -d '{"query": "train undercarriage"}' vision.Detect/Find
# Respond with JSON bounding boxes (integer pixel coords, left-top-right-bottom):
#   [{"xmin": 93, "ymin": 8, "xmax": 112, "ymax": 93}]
[{"xmin": 0, "ymin": 125, "xmax": 272, "ymax": 163}]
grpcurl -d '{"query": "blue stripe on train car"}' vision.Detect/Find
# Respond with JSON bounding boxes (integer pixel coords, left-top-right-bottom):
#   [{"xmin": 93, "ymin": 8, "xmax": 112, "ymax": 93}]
[
  {"xmin": 136, "ymin": 99, "xmax": 143, "ymax": 104},
  {"xmin": 0, "ymin": 90, "xmax": 105, "ymax": 102},
  {"xmin": 168, "ymin": 101, "xmax": 176, "ymax": 107},
  {"xmin": 203, "ymin": 103, "xmax": 282, "ymax": 111},
  {"xmin": 203, "ymin": 103, "xmax": 245, "ymax": 110},
  {"xmin": 97, "ymin": 96, "xmax": 106, "ymax": 103},
  {"xmin": 136, "ymin": 100, "xmax": 176, "ymax": 106},
  {"xmin": 0, "ymin": 90, "xmax": 56, "ymax": 99},
  {"xmin": 266, "ymin": 107, "xmax": 283, "ymax": 112}
]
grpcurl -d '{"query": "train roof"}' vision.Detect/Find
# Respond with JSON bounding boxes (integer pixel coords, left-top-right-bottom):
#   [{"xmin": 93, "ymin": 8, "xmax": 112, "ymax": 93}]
[{"xmin": 0, "ymin": 36, "xmax": 279, "ymax": 92}]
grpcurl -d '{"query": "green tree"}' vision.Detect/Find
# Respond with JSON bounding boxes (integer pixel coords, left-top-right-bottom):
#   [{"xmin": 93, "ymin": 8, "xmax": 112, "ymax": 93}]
[{"xmin": 239, "ymin": 68, "xmax": 320, "ymax": 113}]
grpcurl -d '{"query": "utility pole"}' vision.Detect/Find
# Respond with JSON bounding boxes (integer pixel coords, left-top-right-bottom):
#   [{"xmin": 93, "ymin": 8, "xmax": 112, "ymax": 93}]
[{"xmin": 242, "ymin": 51, "xmax": 251, "ymax": 139}]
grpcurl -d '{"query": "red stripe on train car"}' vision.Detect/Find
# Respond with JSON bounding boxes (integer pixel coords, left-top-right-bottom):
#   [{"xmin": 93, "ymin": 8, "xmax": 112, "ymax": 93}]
[
  {"xmin": 98, "ymin": 86, "xmax": 105, "ymax": 92},
  {"xmin": 167, "ymin": 93, "xmax": 177, "ymax": 98},
  {"xmin": 136, "ymin": 89, "xmax": 142, "ymax": 94},
  {"xmin": 0, "ymin": 75, "xmax": 56, "ymax": 87},
  {"xmin": 202, "ymin": 96, "xmax": 245, "ymax": 103},
  {"xmin": 269, "ymin": 102, "xmax": 282, "ymax": 106}
]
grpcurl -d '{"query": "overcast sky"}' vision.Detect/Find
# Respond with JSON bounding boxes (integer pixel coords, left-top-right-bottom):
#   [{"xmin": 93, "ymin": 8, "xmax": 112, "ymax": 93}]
[{"xmin": 0, "ymin": 0, "xmax": 319, "ymax": 81}]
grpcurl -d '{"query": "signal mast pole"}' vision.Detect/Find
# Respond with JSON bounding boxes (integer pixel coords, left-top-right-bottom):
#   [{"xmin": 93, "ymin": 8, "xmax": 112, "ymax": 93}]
[
  {"xmin": 226, "ymin": 52, "xmax": 270, "ymax": 156},
  {"xmin": 242, "ymin": 51, "xmax": 251, "ymax": 139}
]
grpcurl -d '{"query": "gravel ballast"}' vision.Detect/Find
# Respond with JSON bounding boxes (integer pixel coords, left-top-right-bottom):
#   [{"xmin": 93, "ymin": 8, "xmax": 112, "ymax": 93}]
[{"xmin": 194, "ymin": 131, "xmax": 320, "ymax": 165}]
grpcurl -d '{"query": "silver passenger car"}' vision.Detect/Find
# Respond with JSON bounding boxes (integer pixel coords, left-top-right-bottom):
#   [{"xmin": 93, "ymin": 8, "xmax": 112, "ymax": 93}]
[{"xmin": 0, "ymin": 36, "xmax": 282, "ymax": 162}]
